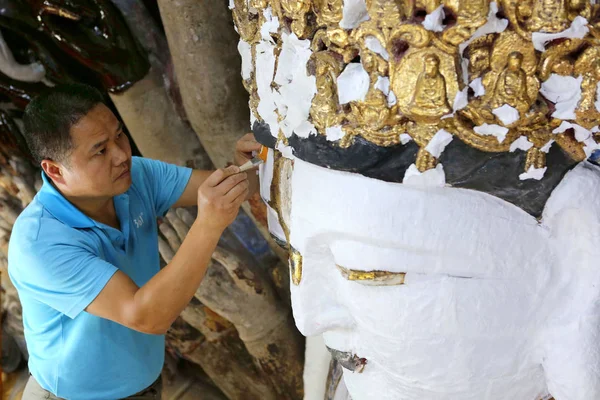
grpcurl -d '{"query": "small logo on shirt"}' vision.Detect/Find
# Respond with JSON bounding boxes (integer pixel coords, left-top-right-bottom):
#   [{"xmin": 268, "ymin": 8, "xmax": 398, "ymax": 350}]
[{"xmin": 134, "ymin": 212, "xmax": 144, "ymax": 228}]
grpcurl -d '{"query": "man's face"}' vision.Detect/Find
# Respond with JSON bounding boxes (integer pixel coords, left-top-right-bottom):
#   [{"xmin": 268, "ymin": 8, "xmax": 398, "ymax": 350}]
[{"xmin": 58, "ymin": 103, "xmax": 132, "ymax": 200}]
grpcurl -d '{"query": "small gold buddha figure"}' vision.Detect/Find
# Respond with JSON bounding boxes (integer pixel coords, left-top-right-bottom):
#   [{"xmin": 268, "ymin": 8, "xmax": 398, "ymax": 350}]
[
  {"xmin": 407, "ymin": 54, "xmax": 452, "ymax": 121},
  {"xmin": 490, "ymin": 52, "xmax": 531, "ymax": 115},
  {"xmin": 314, "ymin": 0, "xmax": 344, "ymax": 26},
  {"xmin": 310, "ymin": 52, "xmax": 344, "ymax": 132},
  {"xmin": 526, "ymin": 0, "xmax": 570, "ymax": 33},
  {"xmin": 466, "ymin": 36, "xmax": 493, "ymax": 79}
]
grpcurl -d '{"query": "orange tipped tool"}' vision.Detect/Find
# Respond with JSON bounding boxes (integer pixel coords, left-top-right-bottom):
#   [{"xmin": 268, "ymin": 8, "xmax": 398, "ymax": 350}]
[{"xmin": 239, "ymin": 145, "xmax": 269, "ymax": 172}]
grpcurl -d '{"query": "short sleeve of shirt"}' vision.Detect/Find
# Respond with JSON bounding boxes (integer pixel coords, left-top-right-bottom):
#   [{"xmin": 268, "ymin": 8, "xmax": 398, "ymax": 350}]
[
  {"xmin": 9, "ymin": 232, "xmax": 118, "ymax": 319},
  {"xmin": 132, "ymin": 157, "xmax": 193, "ymax": 217}
]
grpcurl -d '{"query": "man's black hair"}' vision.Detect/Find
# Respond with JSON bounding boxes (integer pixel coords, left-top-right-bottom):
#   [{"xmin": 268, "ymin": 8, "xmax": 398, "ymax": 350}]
[{"xmin": 23, "ymin": 83, "xmax": 105, "ymax": 164}]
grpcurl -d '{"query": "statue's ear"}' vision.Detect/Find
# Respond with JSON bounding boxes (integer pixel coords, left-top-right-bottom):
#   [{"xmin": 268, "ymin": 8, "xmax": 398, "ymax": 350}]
[{"xmin": 542, "ymin": 161, "xmax": 600, "ymax": 240}]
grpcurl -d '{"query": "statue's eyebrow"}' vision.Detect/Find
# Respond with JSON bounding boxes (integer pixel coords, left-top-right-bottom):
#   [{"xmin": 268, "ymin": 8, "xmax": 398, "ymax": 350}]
[{"xmin": 336, "ymin": 265, "xmax": 406, "ymax": 286}]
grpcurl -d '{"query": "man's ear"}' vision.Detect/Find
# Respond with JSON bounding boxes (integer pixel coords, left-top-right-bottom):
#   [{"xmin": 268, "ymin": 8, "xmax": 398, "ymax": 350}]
[{"xmin": 41, "ymin": 160, "xmax": 66, "ymax": 185}]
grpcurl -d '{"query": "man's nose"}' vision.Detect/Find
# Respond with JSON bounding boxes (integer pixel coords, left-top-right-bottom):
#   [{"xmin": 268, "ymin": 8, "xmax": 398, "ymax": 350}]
[{"xmin": 112, "ymin": 143, "xmax": 129, "ymax": 166}]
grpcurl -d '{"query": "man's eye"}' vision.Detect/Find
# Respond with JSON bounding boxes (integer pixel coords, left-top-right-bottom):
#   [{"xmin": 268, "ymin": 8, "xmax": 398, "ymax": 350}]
[
  {"xmin": 96, "ymin": 149, "xmax": 105, "ymax": 156},
  {"xmin": 117, "ymin": 131, "xmax": 123, "ymax": 139}
]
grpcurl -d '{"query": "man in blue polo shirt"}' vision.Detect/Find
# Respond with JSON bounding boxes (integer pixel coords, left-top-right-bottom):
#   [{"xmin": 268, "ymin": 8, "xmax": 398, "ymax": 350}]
[{"xmin": 8, "ymin": 83, "xmax": 261, "ymax": 399}]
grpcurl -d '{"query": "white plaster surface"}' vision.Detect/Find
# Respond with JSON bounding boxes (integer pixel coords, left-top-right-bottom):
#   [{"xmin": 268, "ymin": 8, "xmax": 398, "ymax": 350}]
[
  {"xmin": 260, "ymin": 7, "xmax": 280, "ymax": 41},
  {"xmin": 255, "ymin": 40, "xmax": 281, "ymax": 138},
  {"xmin": 403, "ymin": 164, "xmax": 446, "ymax": 187},
  {"xmin": 326, "ymin": 125, "xmax": 345, "ymax": 142},
  {"xmin": 532, "ymin": 16, "xmax": 589, "ymax": 52},
  {"xmin": 422, "ymin": 5, "xmax": 446, "ymax": 33},
  {"xmin": 340, "ymin": 0, "xmax": 370, "ymax": 29},
  {"xmin": 303, "ymin": 335, "xmax": 331, "ymax": 400},
  {"xmin": 469, "ymin": 77, "xmax": 486, "ymax": 97},
  {"xmin": 289, "ymin": 159, "xmax": 600, "ymax": 399},
  {"xmin": 458, "ymin": 2, "xmax": 508, "ymax": 55},
  {"xmin": 519, "ymin": 166, "xmax": 547, "ymax": 181},
  {"xmin": 553, "ymin": 121, "xmax": 591, "ymax": 142},
  {"xmin": 510, "ymin": 136, "xmax": 534, "ymax": 152},
  {"xmin": 365, "ymin": 36, "xmax": 389, "ymax": 61},
  {"xmin": 474, "ymin": 123, "xmax": 508, "ymax": 143},
  {"xmin": 400, "ymin": 133, "xmax": 412, "ymax": 145},
  {"xmin": 425, "ymin": 129, "xmax": 453, "ymax": 158},
  {"xmin": 295, "ymin": 120, "xmax": 318, "ymax": 138},
  {"xmin": 337, "ymin": 63, "xmax": 370, "ymax": 104},
  {"xmin": 238, "ymin": 40, "xmax": 253, "ymax": 80},
  {"xmin": 493, "ymin": 104, "xmax": 520, "ymax": 125},
  {"xmin": 540, "ymin": 74, "xmax": 583, "ymax": 120},
  {"xmin": 275, "ymin": 33, "xmax": 317, "ymax": 138}
]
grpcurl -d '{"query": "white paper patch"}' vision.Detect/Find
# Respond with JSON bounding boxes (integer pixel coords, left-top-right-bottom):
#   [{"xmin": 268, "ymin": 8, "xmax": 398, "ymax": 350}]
[
  {"xmin": 256, "ymin": 40, "xmax": 281, "ymax": 138},
  {"xmin": 519, "ymin": 166, "xmax": 547, "ymax": 181},
  {"xmin": 365, "ymin": 36, "xmax": 389, "ymax": 61},
  {"xmin": 403, "ymin": 163, "xmax": 446, "ymax": 187},
  {"xmin": 510, "ymin": 136, "xmax": 534, "ymax": 152},
  {"xmin": 552, "ymin": 121, "xmax": 591, "ymax": 142},
  {"xmin": 238, "ymin": 40, "xmax": 253, "ymax": 80},
  {"xmin": 532, "ymin": 16, "xmax": 589, "ymax": 52},
  {"xmin": 228, "ymin": 0, "xmax": 235, "ymax": 9},
  {"xmin": 400, "ymin": 133, "xmax": 412, "ymax": 145},
  {"xmin": 583, "ymin": 137, "xmax": 600, "ymax": 158},
  {"xmin": 541, "ymin": 140, "xmax": 555, "ymax": 153},
  {"xmin": 375, "ymin": 76, "xmax": 397, "ymax": 107},
  {"xmin": 470, "ymin": 77, "xmax": 486, "ymax": 97},
  {"xmin": 422, "ymin": 5, "xmax": 446, "ymax": 33},
  {"xmin": 276, "ymin": 141, "xmax": 295, "ymax": 159},
  {"xmin": 326, "ymin": 125, "xmax": 345, "ymax": 142},
  {"xmin": 540, "ymin": 74, "xmax": 583, "ymax": 120},
  {"xmin": 260, "ymin": 8, "xmax": 280, "ymax": 42},
  {"xmin": 458, "ymin": 2, "xmax": 508, "ymax": 55},
  {"xmin": 453, "ymin": 87, "xmax": 469, "ymax": 112},
  {"xmin": 474, "ymin": 123, "xmax": 509, "ymax": 143},
  {"xmin": 295, "ymin": 120, "xmax": 317, "ymax": 138},
  {"xmin": 337, "ymin": 63, "xmax": 370, "ymax": 104},
  {"xmin": 493, "ymin": 104, "xmax": 520, "ymax": 126},
  {"xmin": 340, "ymin": 0, "xmax": 369, "ymax": 29},
  {"xmin": 425, "ymin": 129, "xmax": 453, "ymax": 158}
]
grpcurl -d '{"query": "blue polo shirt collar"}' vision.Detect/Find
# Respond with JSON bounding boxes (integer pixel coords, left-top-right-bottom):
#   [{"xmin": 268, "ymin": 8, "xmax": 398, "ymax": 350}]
[{"xmin": 36, "ymin": 172, "xmax": 129, "ymax": 232}]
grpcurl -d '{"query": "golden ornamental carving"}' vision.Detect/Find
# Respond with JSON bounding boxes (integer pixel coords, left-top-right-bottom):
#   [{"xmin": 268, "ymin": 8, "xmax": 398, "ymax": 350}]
[{"xmin": 230, "ymin": 0, "xmax": 600, "ymax": 176}]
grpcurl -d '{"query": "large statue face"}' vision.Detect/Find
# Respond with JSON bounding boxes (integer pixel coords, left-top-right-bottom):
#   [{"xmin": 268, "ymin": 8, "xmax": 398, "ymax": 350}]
[
  {"xmin": 231, "ymin": 0, "xmax": 600, "ymax": 398},
  {"xmin": 288, "ymin": 159, "xmax": 600, "ymax": 399}
]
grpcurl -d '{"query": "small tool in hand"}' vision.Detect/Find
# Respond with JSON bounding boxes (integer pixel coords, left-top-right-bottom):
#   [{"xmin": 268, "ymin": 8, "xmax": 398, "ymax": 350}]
[{"xmin": 239, "ymin": 145, "xmax": 269, "ymax": 172}]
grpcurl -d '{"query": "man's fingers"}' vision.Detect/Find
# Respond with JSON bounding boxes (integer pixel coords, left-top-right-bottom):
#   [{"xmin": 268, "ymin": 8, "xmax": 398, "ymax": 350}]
[
  {"xmin": 228, "ymin": 184, "xmax": 250, "ymax": 206},
  {"xmin": 215, "ymin": 172, "xmax": 247, "ymax": 195},
  {"xmin": 236, "ymin": 134, "xmax": 261, "ymax": 153},
  {"xmin": 205, "ymin": 165, "xmax": 240, "ymax": 187},
  {"xmin": 224, "ymin": 179, "xmax": 249, "ymax": 203}
]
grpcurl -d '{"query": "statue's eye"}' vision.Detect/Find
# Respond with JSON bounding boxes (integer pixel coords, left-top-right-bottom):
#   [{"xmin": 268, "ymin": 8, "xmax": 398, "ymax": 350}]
[{"xmin": 336, "ymin": 265, "xmax": 406, "ymax": 286}]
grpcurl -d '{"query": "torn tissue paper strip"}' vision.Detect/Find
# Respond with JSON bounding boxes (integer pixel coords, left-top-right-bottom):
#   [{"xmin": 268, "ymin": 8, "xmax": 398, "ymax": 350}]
[
  {"xmin": 532, "ymin": 16, "xmax": 589, "ymax": 52},
  {"xmin": 375, "ymin": 76, "xmax": 397, "ymax": 106},
  {"xmin": 469, "ymin": 77, "xmax": 486, "ymax": 97},
  {"xmin": 260, "ymin": 8, "xmax": 280, "ymax": 41},
  {"xmin": 276, "ymin": 141, "xmax": 295, "ymax": 159},
  {"xmin": 400, "ymin": 133, "xmax": 412, "ymax": 145},
  {"xmin": 294, "ymin": 120, "xmax": 317, "ymax": 138},
  {"xmin": 403, "ymin": 163, "xmax": 446, "ymax": 187},
  {"xmin": 340, "ymin": 0, "xmax": 369, "ymax": 29},
  {"xmin": 458, "ymin": 2, "xmax": 508, "ymax": 55},
  {"xmin": 422, "ymin": 5, "xmax": 445, "ymax": 32},
  {"xmin": 493, "ymin": 104, "xmax": 520, "ymax": 126},
  {"xmin": 541, "ymin": 140, "xmax": 555, "ymax": 153},
  {"xmin": 453, "ymin": 88, "xmax": 469, "ymax": 112},
  {"xmin": 519, "ymin": 166, "xmax": 547, "ymax": 181},
  {"xmin": 540, "ymin": 74, "xmax": 583, "ymax": 120},
  {"xmin": 238, "ymin": 40, "xmax": 253, "ymax": 80},
  {"xmin": 510, "ymin": 136, "xmax": 534, "ymax": 152},
  {"xmin": 552, "ymin": 121, "xmax": 591, "ymax": 143},
  {"xmin": 425, "ymin": 130, "xmax": 453, "ymax": 158},
  {"xmin": 365, "ymin": 36, "xmax": 389, "ymax": 61},
  {"xmin": 274, "ymin": 32, "xmax": 317, "ymax": 138},
  {"xmin": 474, "ymin": 123, "xmax": 509, "ymax": 143},
  {"xmin": 255, "ymin": 41, "xmax": 281, "ymax": 138},
  {"xmin": 325, "ymin": 125, "xmax": 345, "ymax": 142},
  {"xmin": 337, "ymin": 62, "xmax": 370, "ymax": 104}
]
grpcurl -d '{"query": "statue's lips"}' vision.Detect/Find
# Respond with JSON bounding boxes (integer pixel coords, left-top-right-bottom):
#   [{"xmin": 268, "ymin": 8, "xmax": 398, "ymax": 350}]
[{"xmin": 326, "ymin": 346, "xmax": 367, "ymax": 373}]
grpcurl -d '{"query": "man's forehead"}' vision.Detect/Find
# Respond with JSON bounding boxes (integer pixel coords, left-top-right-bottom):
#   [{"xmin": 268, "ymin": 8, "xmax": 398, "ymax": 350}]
[{"xmin": 70, "ymin": 104, "xmax": 118, "ymax": 145}]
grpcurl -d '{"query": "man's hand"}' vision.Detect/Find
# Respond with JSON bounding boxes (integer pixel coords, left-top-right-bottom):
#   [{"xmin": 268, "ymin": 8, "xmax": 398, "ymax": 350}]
[
  {"xmin": 196, "ymin": 165, "xmax": 249, "ymax": 231},
  {"xmin": 235, "ymin": 133, "xmax": 262, "ymax": 166},
  {"xmin": 235, "ymin": 133, "xmax": 261, "ymax": 199}
]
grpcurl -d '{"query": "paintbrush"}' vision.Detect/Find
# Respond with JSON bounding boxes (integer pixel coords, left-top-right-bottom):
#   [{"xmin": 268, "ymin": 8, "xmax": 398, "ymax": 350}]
[{"xmin": 239, "ymin": 145, "xmax": 269, "ymax": 172}]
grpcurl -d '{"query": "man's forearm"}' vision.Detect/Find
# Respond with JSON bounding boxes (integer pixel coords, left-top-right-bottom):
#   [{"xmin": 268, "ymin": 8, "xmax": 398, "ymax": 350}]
[{"xmin": 133, "ymin": 219, "xmax": 222, "ymax": 334}]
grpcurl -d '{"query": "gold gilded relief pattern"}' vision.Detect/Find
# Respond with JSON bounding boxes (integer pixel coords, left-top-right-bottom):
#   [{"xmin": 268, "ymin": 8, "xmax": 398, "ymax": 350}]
[{"xmin": 232, "ymin": 1, "xmax": 600, "ymax": 175}]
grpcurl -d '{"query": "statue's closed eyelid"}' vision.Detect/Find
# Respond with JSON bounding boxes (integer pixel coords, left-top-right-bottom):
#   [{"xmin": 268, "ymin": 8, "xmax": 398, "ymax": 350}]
[{"xmin": 335, "ymin": 264, "xmax": 406, "ymax": 286}]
